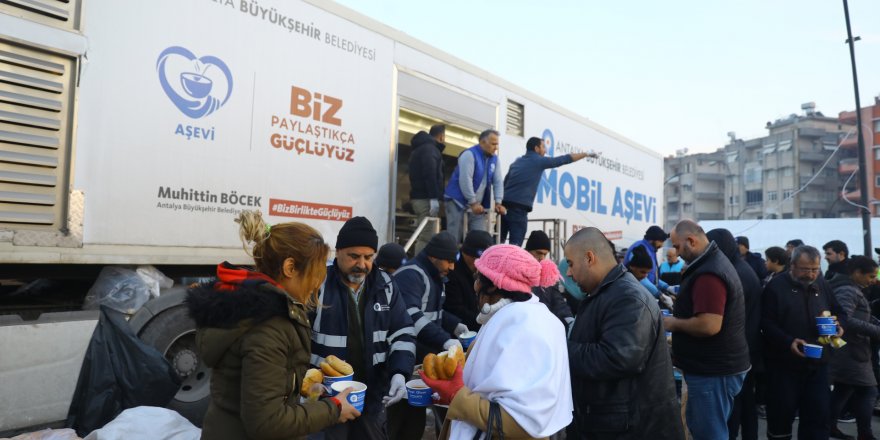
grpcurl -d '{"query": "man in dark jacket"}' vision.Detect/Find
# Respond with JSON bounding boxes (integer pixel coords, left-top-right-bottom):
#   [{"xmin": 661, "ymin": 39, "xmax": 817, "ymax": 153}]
[
  {"xmin": 563, "ymin": 227, "xmax": 684, "ymax": 440},
  {"xmin": 761, "ymin": 245, "xmax": 846, "ymax": 440},
  {"xmin": 663, "ymin": 220, "xmax": 750, "ymax": 440},
  {"xmin": 764, "ymin": 246, "xmax": 788, "ymax": 286},
  {"xmin": 709, "ymin": 229, "xmax": 763, "ymax": 440},
  {"xmin": 823, "ymin": 239, "xmax": 850, "ymax": 280},
  {"xmin": 526, "ymin": 230, "xmax": 574, "ymax": 328},
  {"xmin": 443, "ymin": 230, "xmax": 493, "ymax": 331},
  {"xmin": 828, "ymin": 256, "xmax": 880, "ymax": 440},
  {"xmin": 500, "ymin": 136, "xmax": 596, "ymax": 246},
  {"xmin": 737, "ymin": 235, "xmax": 768, "ymax": 281},
  {"xmin": 310, "ymin": 217, "xmax": 416, "ymax": 440},
  {"xmin": 408, "ymin": 124, "xmax": 445, "ymax": 254}
]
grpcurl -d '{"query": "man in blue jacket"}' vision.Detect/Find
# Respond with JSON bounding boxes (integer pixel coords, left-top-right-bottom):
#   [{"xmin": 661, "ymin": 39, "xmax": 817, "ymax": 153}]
[
  {"xmin": 501, "ymin": 136, "xmax": 596, "ymax": 246},
  {"xmin": 624, "ymin": 225, "xmax": 669, "ymax": 288},
  {"xmin": 392, "ymin": 231, "xmax": 467, "ymax": 439},
  {"xmin": 309, "ymin": 217, "xmax": 416, "ymax": 440},
  {"xmin": 444, "ymin": 129, "xmax": 506, "ymax": 243}
]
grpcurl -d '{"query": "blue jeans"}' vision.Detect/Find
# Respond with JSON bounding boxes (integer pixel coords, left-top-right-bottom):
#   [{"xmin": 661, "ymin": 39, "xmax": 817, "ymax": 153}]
[
  {"xmin": 500, "ymin": 206, "xmax": 528, "ymax": 246},
  {"xmin": 684, "ymin": 371, "xmax": 747, "ymax": 440},
  {"xmin": 444, "ymin": 200, "xmax": 487, "ymax": 243}
]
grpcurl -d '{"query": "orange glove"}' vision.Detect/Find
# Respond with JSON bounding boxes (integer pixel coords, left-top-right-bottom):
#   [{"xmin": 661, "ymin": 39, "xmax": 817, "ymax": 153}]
[{"xmin": 420, "ymin": 365, "xmax": 464, "ymax": 405}]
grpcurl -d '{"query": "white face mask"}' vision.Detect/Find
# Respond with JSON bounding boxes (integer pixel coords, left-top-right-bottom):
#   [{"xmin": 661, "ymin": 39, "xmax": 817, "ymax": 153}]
[{"xmin": 476, "ymin": 298, "xmax": 513, "ymax": 325}]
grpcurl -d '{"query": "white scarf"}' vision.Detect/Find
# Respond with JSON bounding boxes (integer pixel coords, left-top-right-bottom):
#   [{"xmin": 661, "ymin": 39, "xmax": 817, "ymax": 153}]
[{"xmin": 450, "ymin": 295, "xmax": 573, "ymax": 439}]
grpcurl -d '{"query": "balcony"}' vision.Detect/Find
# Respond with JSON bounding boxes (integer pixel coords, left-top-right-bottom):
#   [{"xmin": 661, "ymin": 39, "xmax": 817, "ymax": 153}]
[
  {"xmin": 844, "ymin": 189, "xmax": 861, "ymax": 202},
  {"xmin": 800, "ymin": 175, "xmax": 830, "ymax": 187},
  {"xmin": 840, "ymin": 134, "xmax": 859, "ymax": 149},
  {"xmin": 800, "ymin": 151, "xmax": 828, "ymax": 162},
  {"xmin": 697, "ymin": 212, "xmax": 724, "ymax": 220},
  {"xmin": 839, "ymin": 110, "xmax": 857, "ymax": 125},
  {"xmin": 798, "ymin": 127, "xmax": 826, "ymax": 138},
  {"xmin": 666, "ymin": 193, "xmax": 680, "ymax": 203},
  {"xmin": 696, "ymin": 192, "xmax": 723, "ymax": 200},
  {"xmin": 696, "ymin": 172, "xmax": 725, "ymax": 181},
  {"xmin": 800, "ymin": 200, "xmax": 829, "ymax": 211},
  {"xmin": 839, "ymin": 158, "xmax": 858, "ymax": 175}
]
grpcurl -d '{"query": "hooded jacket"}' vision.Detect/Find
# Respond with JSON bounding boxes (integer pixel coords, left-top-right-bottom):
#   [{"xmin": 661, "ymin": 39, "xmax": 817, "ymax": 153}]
[
  {"xmin": 828, "ymin": 274, "xmax": 880, "ymax": 386},
  {"xmin": 707, "ymin": 229, "xmax": 764, "ymax": 371},
  {"xmin": 443, "ymin": 256, "xmax": 481, "ymax": 331},
  {"xmin": 744, "ymin": 251, "xmax": 768, "ymax": 281},
  {"xmin": 186, "ymin": 263, "xmax": 340, "ymax": 440},
  {"xmin": 408, "ymin": 131, "xmax": 445, "ymax": 200},
  {"xmin": 568, "ymin": 264, "xmax": 684, "ymax": 439}
]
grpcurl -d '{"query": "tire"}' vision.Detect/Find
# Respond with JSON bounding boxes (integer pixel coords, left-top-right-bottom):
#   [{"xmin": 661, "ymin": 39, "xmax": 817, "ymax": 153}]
[{"xmin": 138, "ymin": 305, "xmax": 210, "ymax": 427}]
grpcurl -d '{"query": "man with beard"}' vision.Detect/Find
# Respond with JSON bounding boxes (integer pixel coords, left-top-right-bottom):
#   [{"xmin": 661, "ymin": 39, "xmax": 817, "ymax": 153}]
[
  {"xmin": 761, "ymin": 245, "xmax": 846, "ymax": 440},
  {"xmin": 663, "ymin": 220, "xmax": 749, "ymax": 440},
  {"xmin": 823, "ymin": 240, "xmax": 850, "ymax": 280},
  {"xmin": 564, "ymin": 227, "xmax": 683, "ymax": 439},
  {"xmin": 309, "ymin": 217, "xmax": 416, "ymax": 440}
]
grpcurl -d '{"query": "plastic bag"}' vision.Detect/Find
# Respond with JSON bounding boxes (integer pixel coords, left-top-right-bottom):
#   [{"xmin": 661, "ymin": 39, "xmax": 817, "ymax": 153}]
[
  {"xmin": 82, "ymin": 407, "xmax": 199, "ymax": 440},
  {"xmin": 135, "ymin": 265, "xmax": 174, "ymax": 299},
  {"xmin": 83, "ymin": 267, "xmax": 152, "ymax": 314},
  {"xmin": 65, "ymin": 307, "xmax": 181, "ymax": 437}
]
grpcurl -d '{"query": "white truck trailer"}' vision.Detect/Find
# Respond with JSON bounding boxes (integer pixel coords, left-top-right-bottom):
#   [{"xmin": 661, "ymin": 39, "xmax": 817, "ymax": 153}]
[{"xmin": 0, "ymin": 0, "xmax": 663, "ymax": 431}]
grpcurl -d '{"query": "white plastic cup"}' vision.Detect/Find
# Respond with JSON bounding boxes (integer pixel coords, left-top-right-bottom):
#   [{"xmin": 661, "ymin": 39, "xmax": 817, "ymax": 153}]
[
  {"xmin": 323, "ymin": 372, "xmax": 354, "ymax": 396},
  {"xmin": 330, "ymin": 380, "xmax": 367, "ymax": 412}
]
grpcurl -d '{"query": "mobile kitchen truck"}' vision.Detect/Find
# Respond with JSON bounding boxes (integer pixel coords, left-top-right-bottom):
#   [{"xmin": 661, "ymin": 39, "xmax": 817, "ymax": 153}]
[{"xmin": 0, "ymin": 0, "xmax": 663, "ymax": 431}]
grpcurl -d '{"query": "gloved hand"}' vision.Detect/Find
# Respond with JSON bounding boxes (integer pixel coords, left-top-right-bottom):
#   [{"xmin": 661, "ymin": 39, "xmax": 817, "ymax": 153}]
[
  {"xmin": 453, "ymin": 323, "xmax": 469, "ymax": 337},
  {"xmin": 659, "ymin": 293, "xmax": 674, "ymax": 310},
  {"xmin": 382, "ymin": 373, "xmax": 407, "ymax": 407},
  {"xmin": 420, "ymin": 365, "xmax": 464, "ymax": 405},
  {"xmin": 429, "ymin": 199, "xmax": 440, "ymax": 217},
  {"xmin": 443, "ymin": 338, "xmax": 463, "ymax": 352}
]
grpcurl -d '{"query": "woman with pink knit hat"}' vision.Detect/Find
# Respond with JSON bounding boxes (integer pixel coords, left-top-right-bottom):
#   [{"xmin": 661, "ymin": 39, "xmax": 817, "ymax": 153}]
[{"xmin": 420, "ymin": 244, "xmax": 573, "ymax": 439}]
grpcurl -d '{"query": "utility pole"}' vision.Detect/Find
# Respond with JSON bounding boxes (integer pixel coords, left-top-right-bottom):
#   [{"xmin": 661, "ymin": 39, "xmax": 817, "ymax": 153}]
[{"xmin": 842, "ymin": 0, "xmax": 872, "ymax": 256}]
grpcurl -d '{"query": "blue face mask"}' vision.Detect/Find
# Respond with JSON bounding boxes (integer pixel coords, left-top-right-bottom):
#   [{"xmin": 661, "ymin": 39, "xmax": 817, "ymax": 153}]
[{"xmin": 557, "ymin": 259, "xmax": 587, "ymax": 301}]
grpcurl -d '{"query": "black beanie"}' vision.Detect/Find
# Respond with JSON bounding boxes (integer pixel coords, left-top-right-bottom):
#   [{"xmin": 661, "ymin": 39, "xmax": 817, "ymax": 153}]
[
  {"xmin": 335, "ymin": 216, "xmax": 378, "ymax": 251},
  {"xmin": 627, "ymin": 246, "xmax": 653, "ymax": 269},
  {"xmin": 425, "ymin": 231, "xmax": 458, "ymax": 261},
  {"xmin": 376, "ymin": 243, "xmax": 406, "ymax": 269},
  {"xmin": 461, "ymin": 230, "xmax": 493, "ymax": 257},
  {"xmin": 525, "ymin": 230, "xmax": 552, "ymax": 251},
  {"xmin": 644, "ymin": 225, "xmax": 668, "ymax": 241}
]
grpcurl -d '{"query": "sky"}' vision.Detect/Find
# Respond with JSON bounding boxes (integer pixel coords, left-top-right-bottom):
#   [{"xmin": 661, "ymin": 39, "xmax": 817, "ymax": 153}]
[{"xmin": 332, "ymin": 0, "xmax": 880, "ymax": 157}]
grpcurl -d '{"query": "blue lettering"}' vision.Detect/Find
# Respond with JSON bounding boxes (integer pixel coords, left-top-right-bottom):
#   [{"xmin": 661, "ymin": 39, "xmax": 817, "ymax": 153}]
[
  {"xmin": 611, "ymin": 187, "xmax": 624, "ymax": 218},
  {"xmin": 624, "ymin": 190, "xmax": 634, "ymax": 224},
  {"xmin": 559, "ymin": 172, "xmax": 575, "ymax": 209},
  {"xmin": 576, "ymin": 176, "xmax": 590, "ymax": 211},
  {"xmin": 597, "ymin": 181, "xmax": 608, "ymax": 214},
  {"xmin": 633, "ymin": 193, "xmax": 643, "ymax": 222},
  {"xmin": 537, "ymin": 170, "xmax": 557, "ymax": 205}
]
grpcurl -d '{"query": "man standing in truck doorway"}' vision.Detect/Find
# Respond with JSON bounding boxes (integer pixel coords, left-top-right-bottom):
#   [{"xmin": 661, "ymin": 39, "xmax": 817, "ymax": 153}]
[
  {"xmin": 408, "ymin": 124, "xmax": 446, "ymax": 254},
  {"xmin": 500, "ymin": 136, "xmax": 596, "ymax": 246},
  {"xmin": 444, "ymin": 129, "xmax": 506, "ymax": 243}
]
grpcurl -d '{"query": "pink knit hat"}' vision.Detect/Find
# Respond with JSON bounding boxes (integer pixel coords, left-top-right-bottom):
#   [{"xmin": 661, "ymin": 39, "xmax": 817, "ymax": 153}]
[{"xmin": 474, "ymin": 244, "xmax": 561, "ymax": 294}]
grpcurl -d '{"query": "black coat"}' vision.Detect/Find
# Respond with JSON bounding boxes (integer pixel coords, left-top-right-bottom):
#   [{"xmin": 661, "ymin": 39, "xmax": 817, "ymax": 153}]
[
  {"xmin": 744, "ymin": 251, "xmax": 768, "ymax": 280},
  {"xmin": 761, "ymin": 273, "xmax": 846, "ymax": 369},
  {"xmin": 533, "ymin": 283, "xmax": 574, "ymax": 328},
  {"xmin": 442, "ymin": 258, "xmax": 480, "ymax": 331},
  {"xmin": 567, "ymin": 265, "xmax": 684, "ymax": 440},
  {"xmin": 829, "ymin": 275, "xmax": 880, "ymax": 386},
  {"xmin": 408, "ymin": 131, "xmax": 445, "ymax": 200}
]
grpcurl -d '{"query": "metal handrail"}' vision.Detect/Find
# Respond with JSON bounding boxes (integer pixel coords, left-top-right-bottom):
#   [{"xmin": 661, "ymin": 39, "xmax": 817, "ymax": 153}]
[{"xmin": 403, "ymin": 216, "xmax": 441, "ymax": 253}]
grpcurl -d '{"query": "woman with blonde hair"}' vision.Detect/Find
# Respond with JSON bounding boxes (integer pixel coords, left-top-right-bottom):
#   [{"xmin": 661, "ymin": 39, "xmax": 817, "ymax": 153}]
[{"xmin": 187, "ymin": 210, "xmax": 359, "ymax": 439}]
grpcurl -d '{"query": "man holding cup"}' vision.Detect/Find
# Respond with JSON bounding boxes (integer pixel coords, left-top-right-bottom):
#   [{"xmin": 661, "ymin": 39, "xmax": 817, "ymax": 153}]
[{"xmin": 761, "ymin": 245, "xmax": 846, "ymax": 440}]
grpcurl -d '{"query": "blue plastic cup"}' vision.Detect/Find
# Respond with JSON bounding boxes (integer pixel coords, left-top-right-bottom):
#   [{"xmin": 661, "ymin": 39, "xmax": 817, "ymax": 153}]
[
  {"xmin": 323, "ymin": 372, "xmax": 354, "ymax": 396},
  {"xmin": 330, "ymin": 380, "xmax": 367, "ymax": 412},
  {"xmin": 817, "ymin": 324, "xmax": 837, "ymax": 336},
  {"xmin": 458, "ymin": 331, "xmax": 477, "ymax": 350},
  {"xmin": 803, "ymin": 343, "xmax": 823, "ymax": 359},
  {"xmin": 816, "ymin": 317, "xmax": 835, "ymax": 325},
  {"xmin": 406, "ymin": 379, "xmax": 433, "ymax": 407}
]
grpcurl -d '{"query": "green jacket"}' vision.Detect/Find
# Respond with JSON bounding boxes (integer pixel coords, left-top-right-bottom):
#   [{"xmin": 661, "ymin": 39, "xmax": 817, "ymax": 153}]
[{"xmin": 187, "ymin": 267, "xmax": 340, "ymax": 440}]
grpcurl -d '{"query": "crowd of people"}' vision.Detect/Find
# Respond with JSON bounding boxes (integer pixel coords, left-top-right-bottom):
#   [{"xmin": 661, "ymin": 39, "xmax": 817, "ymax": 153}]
[{"xmin": 184, "ymin": 130, "xmax": 880, "ymax": 440}]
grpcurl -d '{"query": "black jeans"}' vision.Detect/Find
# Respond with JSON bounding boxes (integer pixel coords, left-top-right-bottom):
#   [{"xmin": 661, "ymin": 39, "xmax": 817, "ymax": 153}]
[
  {"xmin": 831, "ymin": 383, "xmax": 877, "ymax": 439},
  {"xmin": 728, "ymin": 369, "xmax": 758, "ymax": 440},
  {"xmin": 765, "ymin": 363, "xmax": 830, "ymax": 440}
]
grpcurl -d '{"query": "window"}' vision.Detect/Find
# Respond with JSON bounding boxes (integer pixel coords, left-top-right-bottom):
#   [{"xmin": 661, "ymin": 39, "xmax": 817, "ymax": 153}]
[
  {"xmin": 783, "ymin": 190, "xmax": 794, "ymax": 199},
  {"xmin": 726, "ymin": 153, "xmax": 738, "ymax": 163},
  {"xmin": 683, "ymin": 203, "xmax": 693, "ymax": 213},
  {"xmin": 505, "ymin": 99, "xmax": 524, "ymax": 136},
  {"xmin": 729, "ymin": 195, "xmax": 739, "ymax": 205},
  {"xmin": 778, "ymin": 141, "xmax": 793, "ymax": 151},
  {"xmin": 744, "ymin": 166, "xmax": 762, "ymax": 184},
  {"xmin": 875, "ymin": 120, "xmax": 880, "ymax": 133},
  {"xmin": 767, "ymin": 170, "xmax": 777, "ymax": 180},
  {"xmin": 746, "ymin": 190, "xmax": 763, "ymax": 206},
  {"xmin": 685, "ymin": 163, "xmax": 692, "ymax": 173},
  {"xmin": 875, "ymin": 148, "xmax": 880, "ymax": 161},
  {"xmin": 768, "ymin": 191, "xmax": 778, "ymax": 201},
  {"xmin": 682, "ymin": 184, "xmax": 693, "ymax": 192},
  {"xmin": 875, "ymin": 176, "xmax": 880, "ymax": 188},
  {"xmin": 783, "ymin": 168, "xmax": 793, "ymax": 177}
]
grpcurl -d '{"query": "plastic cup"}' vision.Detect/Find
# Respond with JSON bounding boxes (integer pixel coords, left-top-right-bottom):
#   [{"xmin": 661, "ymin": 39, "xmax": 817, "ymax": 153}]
[
  {"xmin": 815, "ymin": 317, "xmax": 835, "ymax": 325},
  {"xmin": 330, "ymin": 380, "xmax": 367, "ymax": 412},
  {"xmin": 458, "ymin": 331, "xmax": 477, "ymax": 349},
  {"xmin": 405, "ymin": 379, "xmax": 433, "ymax": 407},
  {"xmin": 816, "ymin": 324, "xmax": 837, "ymax": 336},
  {"xmin": 323, "ymin": 372, "xmax": 354, "ymax": 396},
  {"xmin": 803, "ymin": 343, "xmax": 823, "ymax": 359},
  {"xmin": 661, "ymin": 310, "xmax": 672, "ymax": 338}
]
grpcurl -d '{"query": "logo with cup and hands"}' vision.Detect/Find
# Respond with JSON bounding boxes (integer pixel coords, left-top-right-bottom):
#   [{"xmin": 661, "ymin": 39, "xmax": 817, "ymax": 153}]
[
  {"xmin": 543, "ymin": 128, "xmax": 555, "ymax": 157},
  {"xmin": 157, "ymin": 46, "xmax": 233, "ymax": 119}
]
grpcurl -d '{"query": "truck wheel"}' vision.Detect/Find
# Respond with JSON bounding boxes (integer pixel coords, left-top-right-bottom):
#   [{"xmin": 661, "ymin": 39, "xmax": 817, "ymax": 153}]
[{"xmin": 138, "ymin": 305, "xmax": 210, "ymax": 426}]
